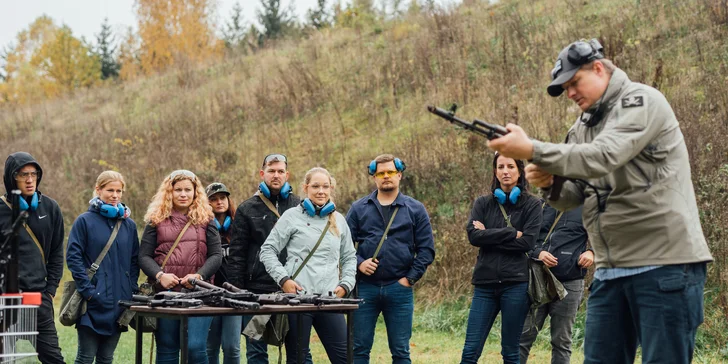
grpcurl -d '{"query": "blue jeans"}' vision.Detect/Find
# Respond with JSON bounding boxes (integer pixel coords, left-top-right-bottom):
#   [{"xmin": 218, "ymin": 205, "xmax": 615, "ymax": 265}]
[
  {"xmin": 241, "ymin": 315, "xmax": 271, "ymax": 364},
  {"xmin": 584, "ymin": 263, "xmax": 706, "ymax": 364},
  {"xmin": 207, "ymin": 315, "xmax": 242, "ymax": 364},
  {"xmin": 353, "ymin": 280, "xmax": 414, "ymax": 364},
  {"xmin": 285, "ymin": 312, "xmax": 347, "ymax": 364},
  {"xmin": 156, "ymin": 316, "xmax": 213, "ymax": 364},
  {"xmin": 74, "ymin": 325, "xmax": 121, "ymax": 364},
  {"xmin": 461, "ymin": 282, "xmax": 530, "ymax": 364}
]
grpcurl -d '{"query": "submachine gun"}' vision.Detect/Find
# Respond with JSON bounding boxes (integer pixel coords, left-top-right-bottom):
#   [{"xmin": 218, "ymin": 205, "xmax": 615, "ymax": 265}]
[{"xmin": 427, "ymin": 104, "xmax": 566, "ymax": 201}]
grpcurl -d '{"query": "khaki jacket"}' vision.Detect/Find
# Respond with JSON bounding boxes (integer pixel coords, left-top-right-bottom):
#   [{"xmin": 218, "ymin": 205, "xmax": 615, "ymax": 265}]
[{"xmin": 532, "ymin": 68, "xmax": 713, "ymax": 268}]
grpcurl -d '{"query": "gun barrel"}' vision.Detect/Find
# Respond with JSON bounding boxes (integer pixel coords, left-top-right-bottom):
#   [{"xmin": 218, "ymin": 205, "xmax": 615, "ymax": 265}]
[
  {"xmin": 190, "ymin": 278, "xmax": 216, "ymax": 290},
  {"xmin": 222, "ymin": 282, "xmax": 242, "ymax": 292},
  {"xmin": 427, "ymin": 105, "xmax": 507, "ymax": 140}
]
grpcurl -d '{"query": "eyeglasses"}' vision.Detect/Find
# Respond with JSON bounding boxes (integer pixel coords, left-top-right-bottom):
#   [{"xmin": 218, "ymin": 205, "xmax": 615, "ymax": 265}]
[
  {"xmin": 14, "ymin": 171, "xmax": 39, "ymax": 181},
  {"xmin": 373, "ymin": 170, "xmax": 398, "ymax": 179},
  {"xmin": 262, "ymin": 154, "xmax": 287, "ymax": 168},
  {"xmin": 169, "ymin": 169, "xmax": 197, "ymax": 181}
]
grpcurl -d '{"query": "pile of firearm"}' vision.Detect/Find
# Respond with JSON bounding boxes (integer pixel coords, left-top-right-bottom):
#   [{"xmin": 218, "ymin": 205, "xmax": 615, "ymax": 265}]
[{"xmin": 118, "ymin": 279, "xmax": 363, "ymax": 310}]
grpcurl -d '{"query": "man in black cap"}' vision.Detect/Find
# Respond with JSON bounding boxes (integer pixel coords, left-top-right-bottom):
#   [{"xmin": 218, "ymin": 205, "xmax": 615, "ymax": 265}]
[
  {"xmin": 0, "ymin": 152, "xmax": 64, "ymax": 363},
  {"xmin": 488, "ymin": 40, "xmax": 713, "ymax": 364}
]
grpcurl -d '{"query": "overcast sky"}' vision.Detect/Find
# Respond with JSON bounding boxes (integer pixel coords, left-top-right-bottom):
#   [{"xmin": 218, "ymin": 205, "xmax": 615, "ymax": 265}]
[
  {"xmin": 1, "ymin": 1, "xmax": 460, "ymax": 50},
  {"xmin": 1, "ymin": 0, "xmax": 338, "ymax": 49}
]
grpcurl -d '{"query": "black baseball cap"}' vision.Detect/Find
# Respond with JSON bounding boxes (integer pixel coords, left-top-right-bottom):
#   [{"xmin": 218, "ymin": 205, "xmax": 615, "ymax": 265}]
[
  {"xmin": 205, "ymin": 182, "xmax": 230, "ymax": 198},
  {"xmin": 547, "ymin": 39, "xmax": 604, "ymax": 97}
]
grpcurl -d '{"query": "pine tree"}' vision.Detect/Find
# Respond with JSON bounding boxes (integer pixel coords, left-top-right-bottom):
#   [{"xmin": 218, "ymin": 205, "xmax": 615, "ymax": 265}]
[
  {"xmin": 307, "ymin": 0, "xmax": 331, "ymax": 29},
  {"xmin": 222, "ymin": 2, "xmax": 246, "ymax": 49},
  {"xmin": 258, "ymin": 0, "xmax": 293, "ymax": 40},
  {"xmin": 96, "ymin": 18, "xmax": 120, "ymax": 80}
]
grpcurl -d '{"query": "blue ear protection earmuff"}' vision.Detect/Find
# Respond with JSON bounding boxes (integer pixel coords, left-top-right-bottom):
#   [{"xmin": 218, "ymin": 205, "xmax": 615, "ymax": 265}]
[
  {"xmin": 494, "ymin": 186, "xmax": 521, "ymax": 205},
  {"xmin": 18, "ymin": 192, "xmax": 39, "ymax": 212},
  {"xmin": 367, "ymin": 158, "xmax": 406, "ymax": 176},
  {"xmin": 302, "ymin": 199, "xmax": 336, "ymax": 217},
  {"xmin": 259, "ymin": 181, "xmax": 292, "ymax": 199},
  {"xmin": 90, "ymin": 197, "xmax": 126, "ymax": 219},
  {"xmin": 214, "ymin": 216, "xmax": 232, "ymax": 232}
]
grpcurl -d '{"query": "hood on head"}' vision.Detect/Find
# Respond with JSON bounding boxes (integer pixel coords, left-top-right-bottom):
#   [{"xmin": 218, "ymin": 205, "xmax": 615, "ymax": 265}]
[{"xmin": 4, "ymin": 152, "xmax": 43, "ymax": 194}]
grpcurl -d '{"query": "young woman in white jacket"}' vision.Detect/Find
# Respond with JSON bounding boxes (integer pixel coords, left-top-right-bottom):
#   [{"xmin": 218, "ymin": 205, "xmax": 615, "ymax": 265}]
[{"xmin": 260, "ymin": 167, "xmax": 356, "ymax": 364}]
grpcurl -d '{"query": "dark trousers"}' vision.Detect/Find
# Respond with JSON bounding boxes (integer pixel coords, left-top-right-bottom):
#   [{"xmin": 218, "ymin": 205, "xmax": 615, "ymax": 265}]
[
  {"xmin": 584, "ymin": 263, "xmax": 707, "ymax": 364},
  {"xmin": 37, "ymin": 293, "xmax": 64, "ymax": 364},
  {"xmin": 284, "ymin": 312, "xmax": 347, "ymax": 364},
  {"xmin": 519, "ymin": 279, "xmax": 584, "ymax": 364},
  {"xmin": 74, "ymin": 325, "xmax": 121, "ymax": 364},
  {"xmin": 241, "ymin": 315, "xmax": 270, "ymax": 364},
  {"xmin": 460, "ymin": 282, "xmax": 530, "ymax": 364}
]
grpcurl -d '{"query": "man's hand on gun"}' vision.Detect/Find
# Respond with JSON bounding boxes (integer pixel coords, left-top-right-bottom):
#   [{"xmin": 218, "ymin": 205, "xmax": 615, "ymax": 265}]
[{"xmin": 486, "ymin": 123, "xmax": 535, "ymax": 161}]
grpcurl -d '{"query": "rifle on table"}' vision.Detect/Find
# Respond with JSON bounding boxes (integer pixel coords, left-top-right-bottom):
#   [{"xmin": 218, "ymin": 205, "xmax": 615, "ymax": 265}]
[
  {"xmin": 221, "ymin": 282, "xmax": 300, "ymax": 305},
  {"xmin": 118, "ymin": 294, "xmax": 204, "ymax": 309},
  {"xmin": 187, "ymin": 279, "xmax": 261, "ymax": 310},
  {"xmin": 281, "ymin": 292, "xmax": 364, "ymax": 306},
  {"xmin": 427, "ymin": 104, "xmax": 566, "ymax": 201}
]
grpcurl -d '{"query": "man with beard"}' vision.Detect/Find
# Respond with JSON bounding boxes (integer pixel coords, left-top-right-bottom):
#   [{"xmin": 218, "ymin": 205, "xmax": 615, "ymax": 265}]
[
  {"xmin": 346, "ymin": 154, "xmax": 435, "ymax": 364},
  {"xmin": 228, "ymin": 153, "xmax": 302, "ymax": 363}
]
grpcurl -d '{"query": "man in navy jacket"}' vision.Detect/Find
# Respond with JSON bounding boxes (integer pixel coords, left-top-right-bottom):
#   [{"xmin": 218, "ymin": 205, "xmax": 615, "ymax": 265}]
[{"xmin": 346, "ymin": 154, "xmax": 435, "ymax": 364}]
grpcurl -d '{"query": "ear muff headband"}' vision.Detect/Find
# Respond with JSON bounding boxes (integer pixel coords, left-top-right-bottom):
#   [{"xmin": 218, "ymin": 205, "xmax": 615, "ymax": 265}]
[
  {"xmin": 367, "ymin": 158, "xmax": 407, "ymax": 176},
  {"xmin": 18, "ymin": 192, "xmax": 39, "ymax": 212},
  {"xmin": 214, "ymin": 216, "xmax": 232, "ymax": 232},
  {"xmin": 494, "ymin": 186, "xmax": 521, "ymax": 205},
  {"xmin": 302, "ymin": 198, "xmax": 336, "ymax": 217},
  {"xmin": 259, "ymin": 181, "xmax": 292, "ymax": 199}
]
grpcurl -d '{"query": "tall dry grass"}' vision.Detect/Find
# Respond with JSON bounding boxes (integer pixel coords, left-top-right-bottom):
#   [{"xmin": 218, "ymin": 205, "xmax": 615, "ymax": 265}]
[{"xmin": 0, "ymin": 0, "xmax": 727, "ymax": 347}]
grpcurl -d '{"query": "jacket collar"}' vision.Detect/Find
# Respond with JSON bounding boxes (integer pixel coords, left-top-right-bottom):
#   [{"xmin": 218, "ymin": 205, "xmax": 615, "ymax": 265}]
[{"xmin": 366, "ymin": 190, "xmax": 404, "ymax": 207}]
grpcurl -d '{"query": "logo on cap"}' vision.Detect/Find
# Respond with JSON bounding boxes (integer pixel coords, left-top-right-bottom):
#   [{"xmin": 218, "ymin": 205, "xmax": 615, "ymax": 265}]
[{"xmin": 551, "ymin": 59, "xmax": 563, "ymax": 80}]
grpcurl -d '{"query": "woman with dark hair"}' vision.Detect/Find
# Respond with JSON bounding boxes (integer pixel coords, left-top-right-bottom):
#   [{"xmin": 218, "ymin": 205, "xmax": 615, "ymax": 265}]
[
  {"xmin": 460, "ymin": 153, "xmax": 543, "ymax": 364},
  {"xmin": 139, "ymin": 170, "xmax": 222, "ymax": 364},
  {"xmin": 204, "ymin": 182, "xmax": 241, "ymax": 364}
]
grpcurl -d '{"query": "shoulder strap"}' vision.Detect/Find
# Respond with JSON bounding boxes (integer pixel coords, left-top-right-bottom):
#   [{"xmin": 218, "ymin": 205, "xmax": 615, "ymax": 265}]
[
  {"xmin": 161, "ymin": 220, "xmax": 193, "ymax": 269},
  {"xmin": 543, "ymin": 211, "xmax": 565, "ymax": 246},
  {"xmin": 371, "ymin": 207, "xmax": 399, "ymax": 260},
  {"xmin": 87, "ymin": 220, "xmax": 122, "ymax": 279},
  {"xmin": 1, "ymin": 195, "xmax": 45, "ymax": 263},
  {"xmin": 498, "ymin": 204, "xmax": 512, "ymax": 228},
  {"xmin": 256, "ymin": 191, "xmax": 280, "ymax": 218},
  {"xmin": 292, "ymin": 221, "xmax": 330, "ymax": 280}
]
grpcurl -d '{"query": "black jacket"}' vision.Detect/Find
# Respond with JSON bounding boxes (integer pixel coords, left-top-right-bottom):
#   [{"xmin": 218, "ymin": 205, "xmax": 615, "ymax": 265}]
[
  {"xmin": 228, "ymin": 191, "xmax": 301, "ymax": 293},
  {"xmin": 0, "ymin": 152, "xmax": 64, "ymax": 296},
  {"xmin": 467, "ymin": 193, "xmax": 542, "ymax": 285},
  {"xmin": 529, "ymin": 205, "xmax": 589, "ymax": 282}
]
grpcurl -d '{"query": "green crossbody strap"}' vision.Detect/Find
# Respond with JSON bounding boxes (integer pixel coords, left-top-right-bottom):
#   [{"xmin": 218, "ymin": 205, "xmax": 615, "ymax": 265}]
[
  {"xmin": 372, "ymin": 207, "xmax": 399, "ymax": 260},
  {"xmin": 543, "ymin": 211, "xmax": 564, "ymax": 248},
  {"xmin": 292, "ymin": 221, "xmax": 331, "ymax": 280},
  {"xmin": 498, "ymin": 204, "xmax": 512, "ymax": 228},
  {"xmin": 87, "ymin": 220, "xmax": 122, "ymax": 279}
]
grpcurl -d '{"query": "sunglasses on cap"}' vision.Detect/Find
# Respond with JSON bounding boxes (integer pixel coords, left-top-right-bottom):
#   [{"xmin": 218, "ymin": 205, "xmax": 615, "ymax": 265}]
[
  {"xmin": 169, "ymin": 169, "xmax": 197, "ymax": 180},
  {"xmin": 262, "ymin": 154, "xmax": 287, "ymax": 168}
]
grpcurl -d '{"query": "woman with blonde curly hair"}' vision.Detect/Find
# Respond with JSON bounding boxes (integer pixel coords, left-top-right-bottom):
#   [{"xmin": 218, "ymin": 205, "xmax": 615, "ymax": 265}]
[
  {"xmin": 138, "ymin": 169, "xmax": 222, "ymax": 364},
  {"xmin": 260, "ymin": 167, "xmax": 357, "ymax": 364}
]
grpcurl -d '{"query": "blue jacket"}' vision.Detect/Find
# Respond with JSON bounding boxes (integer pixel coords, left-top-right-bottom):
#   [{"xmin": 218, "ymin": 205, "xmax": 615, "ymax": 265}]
[
  {"xmin": 346, "ymin": 191, "xmax": 435, "ymax": 286},
  {"xmin": 66, "ymin": 203, "xmax": 140, "ymax": 335}
]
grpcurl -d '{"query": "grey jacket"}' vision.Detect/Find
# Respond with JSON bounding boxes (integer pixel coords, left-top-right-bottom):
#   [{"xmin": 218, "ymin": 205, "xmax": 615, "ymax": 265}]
[
  {"xmin": 532, "ymin": 68, "xmax": 713, "ymax": 269},
  {"xmin": 259, "ymin": 205, "xmax": 357, "ymax": 294}
]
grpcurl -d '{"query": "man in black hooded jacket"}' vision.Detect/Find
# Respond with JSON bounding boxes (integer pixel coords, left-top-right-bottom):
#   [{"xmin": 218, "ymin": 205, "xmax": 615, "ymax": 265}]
[{"xmin": 0, "ymin": 152, "xmax": 64, "ymax": 363}]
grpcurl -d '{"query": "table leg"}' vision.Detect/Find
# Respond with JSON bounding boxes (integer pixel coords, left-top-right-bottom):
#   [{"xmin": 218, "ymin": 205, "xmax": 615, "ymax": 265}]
[
  {"xmin": 347, "ymin": 311, "xmax": 353, "ymax": 364},
  {"xmin": 297, "ymin": 313, "xmax": 304, "ymax": 364},
  {"xmin": 135, "ymin": 315, "xmax": 143, "ymax": 364},
  {"xmin": 180, "ymin": 315, "xmax": 189, "ymax": 364}
]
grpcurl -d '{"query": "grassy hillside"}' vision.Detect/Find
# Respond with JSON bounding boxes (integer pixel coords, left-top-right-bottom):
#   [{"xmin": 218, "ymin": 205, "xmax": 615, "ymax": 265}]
[{"xmin": 1, "ymin": 0, "xmax": 727, "ymax": 356}]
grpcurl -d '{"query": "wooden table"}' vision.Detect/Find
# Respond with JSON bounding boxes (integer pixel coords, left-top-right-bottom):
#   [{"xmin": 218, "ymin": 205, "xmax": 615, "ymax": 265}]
[{"xmin": 131, "ymin": 304, "xmax": 360, "ymax": 364}]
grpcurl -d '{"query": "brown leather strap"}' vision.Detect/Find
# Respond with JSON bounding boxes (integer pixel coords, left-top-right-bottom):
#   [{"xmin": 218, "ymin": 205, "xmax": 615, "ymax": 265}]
[
  {"xmin": 255, "ymin": 191, "xmax": 280, "ymax": 218},
  {"xmin": 1, "ymin": 195, "xmax": 45, "ymax": 262},
  {"xmin": 161, "ymin": 221, "xmax": 192, "ymax": 269}
]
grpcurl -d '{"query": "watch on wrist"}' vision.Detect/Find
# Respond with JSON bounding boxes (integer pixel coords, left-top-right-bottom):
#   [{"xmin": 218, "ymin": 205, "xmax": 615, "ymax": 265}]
[{"xmin": 406, "ymin": 277, "xmax": 416, "ymax": 286}]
